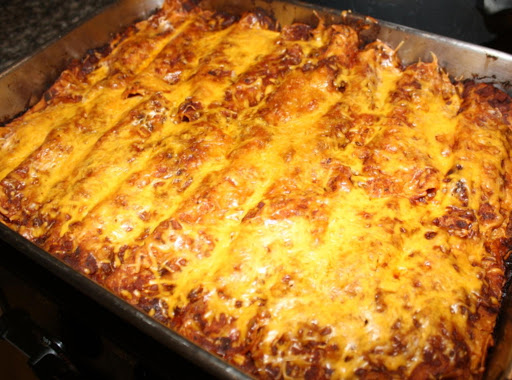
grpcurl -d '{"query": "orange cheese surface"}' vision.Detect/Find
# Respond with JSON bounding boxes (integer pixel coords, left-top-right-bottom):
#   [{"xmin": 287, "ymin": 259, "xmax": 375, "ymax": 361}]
[{"xmin": 1, "ymin": 1, "xmax": 512, "ymax": 378}]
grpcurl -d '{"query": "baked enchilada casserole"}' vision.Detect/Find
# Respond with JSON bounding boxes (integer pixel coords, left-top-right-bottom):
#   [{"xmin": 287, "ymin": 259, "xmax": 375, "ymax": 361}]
[{"xmin": 1, "ymin": 0, "xmax": 512, "ymax": 378}]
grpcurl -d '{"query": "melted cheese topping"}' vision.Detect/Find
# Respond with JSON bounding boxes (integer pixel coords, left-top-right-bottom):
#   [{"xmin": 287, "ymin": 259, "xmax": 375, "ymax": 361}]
[{"xmin": 1, "ymin": 1, "xmax": 512, "ymax": 379}]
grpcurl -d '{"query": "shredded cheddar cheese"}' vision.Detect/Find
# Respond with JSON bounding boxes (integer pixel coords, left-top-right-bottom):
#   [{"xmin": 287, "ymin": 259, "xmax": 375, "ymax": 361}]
[{"xmin": 1, "ymin": 1, "xmax": 512, "ymax": 378}]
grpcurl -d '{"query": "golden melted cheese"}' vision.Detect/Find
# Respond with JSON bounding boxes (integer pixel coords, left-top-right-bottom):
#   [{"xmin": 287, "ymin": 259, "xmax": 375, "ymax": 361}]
[{"xmin": 2, "ymin": 1, "xmax": 512, "ymax": 378}]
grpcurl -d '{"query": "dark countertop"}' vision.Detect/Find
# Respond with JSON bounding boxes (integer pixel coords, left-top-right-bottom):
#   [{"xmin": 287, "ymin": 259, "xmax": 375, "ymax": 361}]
[
  {"xmin": 0, "ymin": 0, "xmax": 510, "ymax": 75},
  {"xmin": 0, "ymin": 0, "xmax": 115, "ymax": 72}
]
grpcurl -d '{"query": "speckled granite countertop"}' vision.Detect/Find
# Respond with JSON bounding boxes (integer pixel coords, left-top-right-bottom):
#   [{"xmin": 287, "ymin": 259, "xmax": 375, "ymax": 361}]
[
  {"xmin": 0, "ymin": 0, "xmax": 507, "ymax": 74},
  {"xmin": 0, "ymin": 0, "xmax": 115, "ymax": 72}
]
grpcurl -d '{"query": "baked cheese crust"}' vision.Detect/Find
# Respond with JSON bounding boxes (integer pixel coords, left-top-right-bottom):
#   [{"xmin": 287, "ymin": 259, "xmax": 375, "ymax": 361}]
[{"xmin": 1, "ymin": 1, "xmax": 512, "ymax": 378}]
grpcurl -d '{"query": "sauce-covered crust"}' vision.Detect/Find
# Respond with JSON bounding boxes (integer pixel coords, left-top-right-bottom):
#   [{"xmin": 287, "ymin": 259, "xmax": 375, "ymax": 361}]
[{"xmin": 1, "ymin": 1, "xmax": 512, "ymax": 378}]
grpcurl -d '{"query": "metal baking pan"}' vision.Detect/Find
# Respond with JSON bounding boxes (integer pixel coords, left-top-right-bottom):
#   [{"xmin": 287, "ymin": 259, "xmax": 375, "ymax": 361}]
[{"xmin": 1, "ymin": 0, "xmax": 512, "ymax": 378}]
